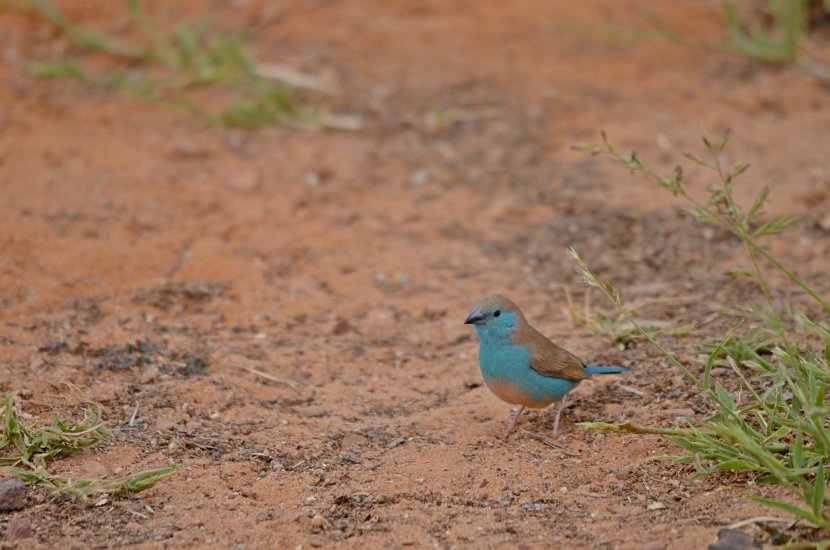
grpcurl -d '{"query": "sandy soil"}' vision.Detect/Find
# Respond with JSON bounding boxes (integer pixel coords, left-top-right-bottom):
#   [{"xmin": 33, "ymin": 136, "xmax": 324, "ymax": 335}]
[{"xmin": 2, "ymin": 0, "xmax": 830, "ymax": 548}]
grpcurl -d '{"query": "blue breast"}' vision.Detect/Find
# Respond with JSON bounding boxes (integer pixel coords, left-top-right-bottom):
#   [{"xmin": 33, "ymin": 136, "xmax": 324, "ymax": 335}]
[{"xmin": 478, "ymin": 341, "xmax": 578, "ymax": 407}]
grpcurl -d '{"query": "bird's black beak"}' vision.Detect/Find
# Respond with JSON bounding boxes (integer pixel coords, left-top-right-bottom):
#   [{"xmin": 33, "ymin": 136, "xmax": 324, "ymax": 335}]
[{"xmin": 464, "ymin": 308, "xmax": 486, "ymax": 325}]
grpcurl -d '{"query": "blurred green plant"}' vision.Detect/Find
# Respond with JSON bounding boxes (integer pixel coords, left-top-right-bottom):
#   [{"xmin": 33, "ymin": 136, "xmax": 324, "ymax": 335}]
[
  {"xmin": 571, "ymin": 130, "xmax": 830, "ymax": 542},
  {"xmin": 4, "ymin": 464, "xmax": 177, "ymax": 498},
  {"xmin": 19, "ymin": 0, "xmax": 336, "ymax": 127},
  {"xmin": 658, "ymin": 0, "xmax": 829, "ymax": 66},
  {"xmin": 564, "ymin": 288, "xmax": 696, "ymax": 346},
  {"xmin": 0, "ymin": 395, "xmax": 175, "ymax": 498},
  {"xmin": 721, "ymin": 0, "xmax": 810, "ymax": 65}
]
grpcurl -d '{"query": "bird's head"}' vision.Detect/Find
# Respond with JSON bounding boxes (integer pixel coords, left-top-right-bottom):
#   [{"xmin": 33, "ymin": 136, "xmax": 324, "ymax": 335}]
[{"xmin": 464, "ymin": 294, "xmax": 525, "ymax": 343}]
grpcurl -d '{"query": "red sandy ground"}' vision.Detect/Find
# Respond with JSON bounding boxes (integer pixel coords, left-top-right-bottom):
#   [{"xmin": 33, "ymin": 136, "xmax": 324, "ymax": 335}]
[{"xmin": 1, "ymin": 0, "xmax": 830, "ymax": 548}]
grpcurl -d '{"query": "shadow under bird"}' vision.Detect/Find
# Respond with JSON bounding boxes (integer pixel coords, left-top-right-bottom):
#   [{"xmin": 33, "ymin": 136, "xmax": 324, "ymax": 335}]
[{"xmin": 464, "ymin": 294, "xmax": 630, "ymax": 440}]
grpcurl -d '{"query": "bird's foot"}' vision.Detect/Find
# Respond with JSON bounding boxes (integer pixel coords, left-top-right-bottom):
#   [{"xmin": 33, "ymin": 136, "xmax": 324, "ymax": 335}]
[
  {"xmin": 501, "ymin": 406, "xmax": 525, "ymax": 442},
  {"xmin": 550, "ymin": 419, "xmax": 561, "ymax": 439},
  {"xmin": 550, "ymin": 400, "xmax": 572, "ymax": 439}
]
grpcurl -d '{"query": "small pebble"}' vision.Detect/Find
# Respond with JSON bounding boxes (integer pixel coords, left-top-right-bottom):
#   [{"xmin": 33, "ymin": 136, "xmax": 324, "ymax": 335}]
[
  {"xmin": 659, "ymin": 408, "xmax": 695, "ymax": 418},
  {"xmin": 710, "ymin": 528, "xmax": 762, "ymax": 550},
  {"xmin": 304, "ymin": 172, "xmax": 322, "ymax": 188},
  {"xmin": 227, "ymin": 170, "xmax": 261, "ymax": 192},
  {"xmin": 170, "ymin": 140, "xmax": 208, "ymax": 158},
  {"xmin": 140, "ymin": 365, "xmax": 160, "ymax": 384},
  {"xmin": 310, "ymin": 514, "xmax": 326, "ymax": 529},
  {"xmin": 5, "ymin": 516, "xmax": 31, "ymax": 540},
  {"xmin": 296, "ymin": 406, "xmax": 328, "ymax": 418},
  {"xmin": 387, "ymin": 437, "xmax": 406, "ymax": 449},
  {"xmin": 409, "ymin": 169, "xmax": 429, "ymax": 186},
  {"xmin": 340, "ymin": 453, "xmax": 362, "ymax": 464},
  {"xmin": 223, "ymin": 132, "xmax": 246, "ymax": 151},
  {"xmin": 0, "ymin": 478, "xmax": 26, "ymax": 511},
  {"xmin": 332, "ymin": 318, "xmax": 353, "ymax": 335}
]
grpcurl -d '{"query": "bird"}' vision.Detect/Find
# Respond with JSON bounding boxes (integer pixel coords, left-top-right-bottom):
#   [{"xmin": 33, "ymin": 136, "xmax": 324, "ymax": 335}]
[{"xmin": 464, "ymin": 294, "xmax": 629, "ymax": 441}]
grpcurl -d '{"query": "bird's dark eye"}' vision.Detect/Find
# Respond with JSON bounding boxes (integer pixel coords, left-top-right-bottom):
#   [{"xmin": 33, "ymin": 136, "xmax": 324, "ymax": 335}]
[{"xmin": 493, "ymin": 309, "xmax": 501, "ymax": 318}]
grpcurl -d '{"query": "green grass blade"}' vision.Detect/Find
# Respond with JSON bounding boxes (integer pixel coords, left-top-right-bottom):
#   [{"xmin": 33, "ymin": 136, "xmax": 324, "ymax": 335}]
[
  {"xmin": 126, "ymin": 0, "xmax": 176, "ymax": 65},
  {"xmin": 31, "ymin": 0, "xmax": 145, "ymax": 58},
  {"xmin": 813, "ymin": 462, "xmax": 826, "ymax": 518},
  {"xmin": 751, "ymin": 496, "xmax": 823, "ymax": 526},
  {"xmin": 117, "ymin": 464, "xmax": 177, "ymax": 494}
]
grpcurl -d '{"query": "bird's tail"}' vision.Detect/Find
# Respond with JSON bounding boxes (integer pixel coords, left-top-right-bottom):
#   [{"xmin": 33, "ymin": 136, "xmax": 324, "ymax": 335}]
[{"xmin": 584, "ymin": 365, "xmax": 631, "ymax": 375}]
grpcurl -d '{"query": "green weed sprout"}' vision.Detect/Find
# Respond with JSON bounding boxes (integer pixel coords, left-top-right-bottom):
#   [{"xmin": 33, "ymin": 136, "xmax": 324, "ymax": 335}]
[
  {"xmin": 652, "ymin": 0, "xmax": 828, "ymax": 66},
  {"xmin": 22, "ymin": 0, "xmax": 312, "ymax": 127},
  {"xmin": 721, "ymin": 0, "xmax": 809, "ymax": 65},
  {"xmin": 0, "ymin": 395, "xmax": 111, "ymax": 468},
  {"xmin": 0, "ymin": 395, "xmax": 175, "ymax": 498}
]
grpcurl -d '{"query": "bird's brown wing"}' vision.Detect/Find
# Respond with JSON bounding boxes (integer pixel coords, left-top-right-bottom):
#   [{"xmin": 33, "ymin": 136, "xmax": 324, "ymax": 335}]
[{"xmin": 512, "ymin": 325, "xmax": 588, "ymax": 382}]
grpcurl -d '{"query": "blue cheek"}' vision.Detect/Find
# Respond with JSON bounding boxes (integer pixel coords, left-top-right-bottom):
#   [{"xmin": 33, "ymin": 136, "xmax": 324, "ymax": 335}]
[
  {"xmin": 492, "ymin": 312, "xmax": 517, "ymax": 329},
  {"xmin": 471, "ymin": 312, "xmax": 518, "ymax": 342}
]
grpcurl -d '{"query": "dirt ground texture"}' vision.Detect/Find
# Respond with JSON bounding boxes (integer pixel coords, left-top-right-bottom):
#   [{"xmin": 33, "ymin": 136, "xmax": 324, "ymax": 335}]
[{"xmin": 2, "ymin": 0, "xmax": 830, "ymax": 548}]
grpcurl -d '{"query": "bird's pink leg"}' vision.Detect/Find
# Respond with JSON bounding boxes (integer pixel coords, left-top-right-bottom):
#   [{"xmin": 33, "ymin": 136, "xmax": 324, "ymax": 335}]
[
  {"xmin": 502, "ymin": 406, "xmax": 525, "ymax": 441},
  {"xmin": 551, "ymin": 400, "xmax": 571, "ymax": 438}
]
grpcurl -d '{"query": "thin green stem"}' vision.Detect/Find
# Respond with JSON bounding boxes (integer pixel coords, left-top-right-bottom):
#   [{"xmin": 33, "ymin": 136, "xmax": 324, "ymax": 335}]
[{"xmin": 755, "ymin": 244, "xmax": 830, "ymax": 314}]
